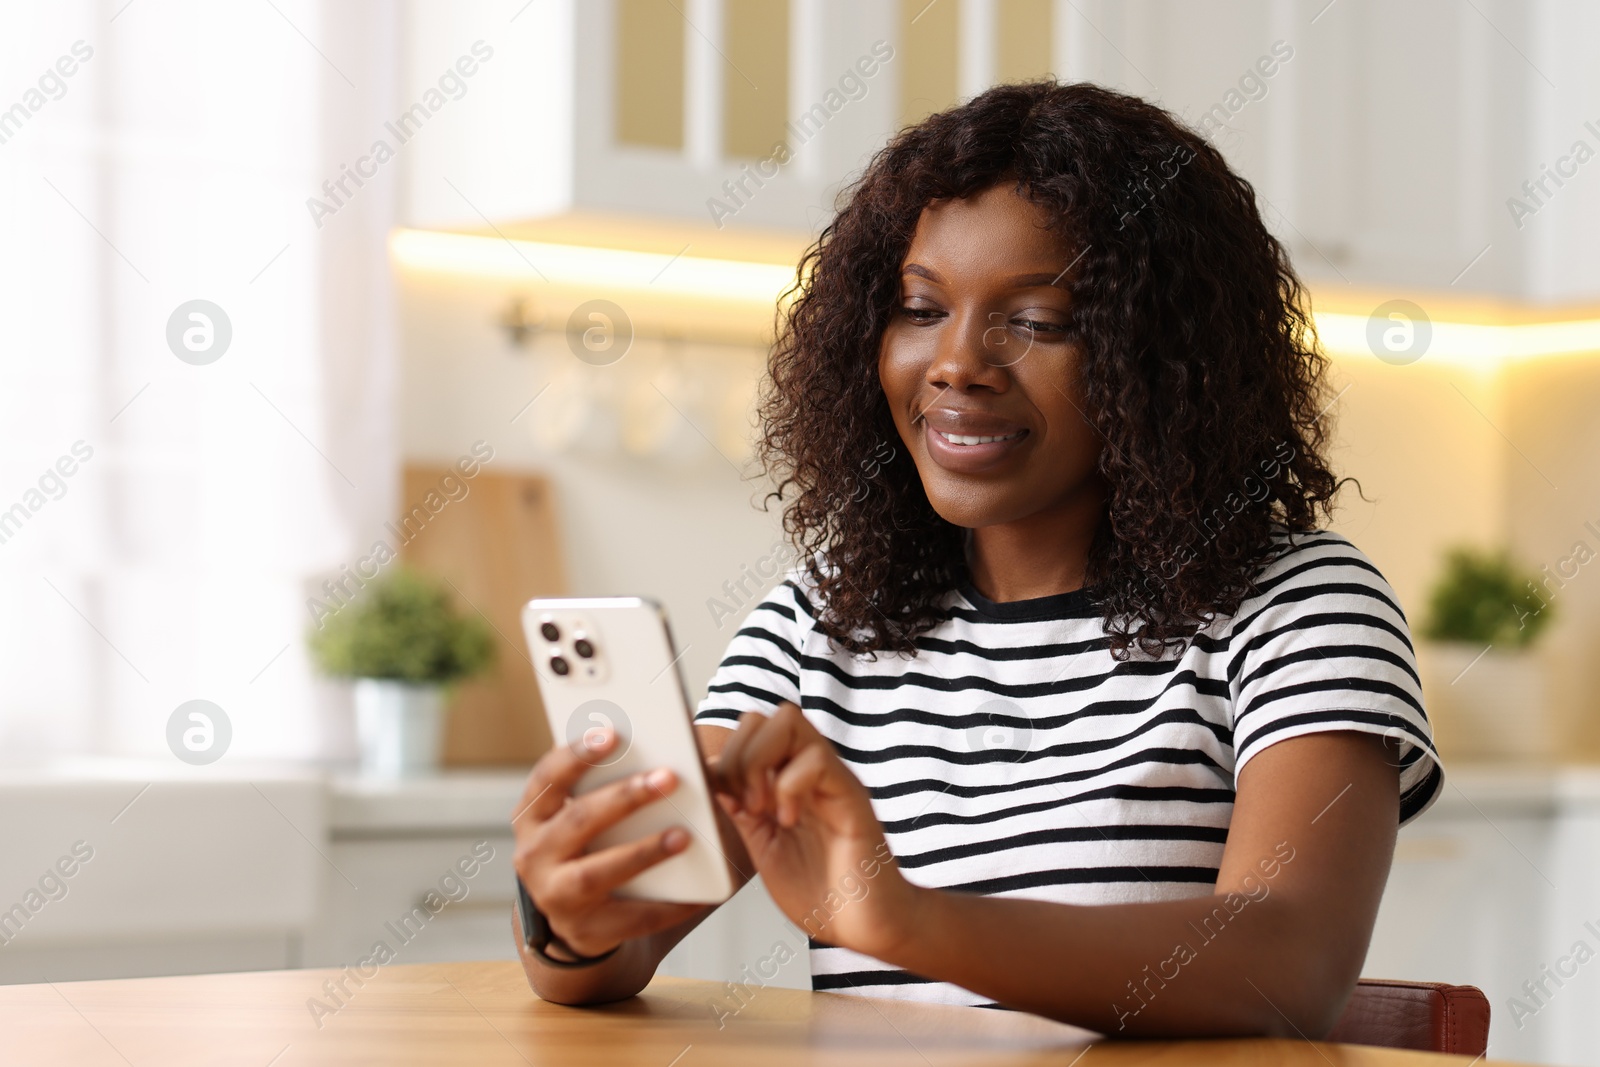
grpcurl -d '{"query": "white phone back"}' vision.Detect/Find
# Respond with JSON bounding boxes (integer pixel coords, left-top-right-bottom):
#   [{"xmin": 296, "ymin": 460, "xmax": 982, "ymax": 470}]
[{"xmin": 522, "ymin": 597, "xmax": 734, "ymax": 904}]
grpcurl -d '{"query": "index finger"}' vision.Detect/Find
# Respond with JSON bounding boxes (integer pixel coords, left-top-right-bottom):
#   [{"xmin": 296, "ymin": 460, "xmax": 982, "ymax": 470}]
[
  {"xmin": 706, "ymin": 711, "xmax": 770, "ymax": 798},
  {"xmin": 510, "ymin": 728, "xmax": 621, "ymax": 826},
  {"xmin": 723, "ymin": 704, "xmax": 816, "ymax": 815}
]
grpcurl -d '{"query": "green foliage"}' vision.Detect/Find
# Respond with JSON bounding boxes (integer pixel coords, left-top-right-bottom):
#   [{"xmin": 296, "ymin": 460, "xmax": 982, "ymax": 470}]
[
  {"xmin": 308, "ymin": 566, "xmax": 495, "ymax": 684},
  {"xmin": 1420, "ymin": 545, "xmax": 1551, "ymax": 649}
]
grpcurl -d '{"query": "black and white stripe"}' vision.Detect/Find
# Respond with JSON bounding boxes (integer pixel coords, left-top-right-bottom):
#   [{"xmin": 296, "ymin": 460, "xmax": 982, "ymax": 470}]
[{"xmin": 695, "ymin": 529, "xmax": 1443, "ymax": 1006}]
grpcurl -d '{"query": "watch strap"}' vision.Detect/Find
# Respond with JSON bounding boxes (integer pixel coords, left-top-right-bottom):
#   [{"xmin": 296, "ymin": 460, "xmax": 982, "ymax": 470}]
[{"xmin": 515, "ymin": 875, "xmax": 619, "ymax": 969}]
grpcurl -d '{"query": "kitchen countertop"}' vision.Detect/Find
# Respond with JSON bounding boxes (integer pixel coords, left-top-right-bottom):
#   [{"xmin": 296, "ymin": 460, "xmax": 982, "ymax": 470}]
[
  {"xmin": 1420, "ymin": 761, "xmax": 1600, "ymax": 818},
  {"xmin": 7, "ymin": 761, "xmax": 1600, "ymax": 836},
  {"xmin": 328, "ymin": 768, "xmax": 526, "ymax": 837},
  {"xmin": 0, "ymin": 758, "xmax": 527, "ymax": 838},
  {"xmin": 325, "ymin": 763, "xmax": 1600, "ymax": 832}
]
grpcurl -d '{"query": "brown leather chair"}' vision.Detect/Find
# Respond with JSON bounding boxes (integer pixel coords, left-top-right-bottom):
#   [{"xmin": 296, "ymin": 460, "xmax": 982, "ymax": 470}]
[{"xmin": 1326, "ymin": 979, "xmax": 1490, "ymax": 1055}]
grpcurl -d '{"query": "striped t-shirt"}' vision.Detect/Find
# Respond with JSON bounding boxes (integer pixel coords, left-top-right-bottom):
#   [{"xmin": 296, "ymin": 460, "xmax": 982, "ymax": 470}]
[{"xmin": 694, "ymin": 528, "xmax": 1443, "ymax": 1005}]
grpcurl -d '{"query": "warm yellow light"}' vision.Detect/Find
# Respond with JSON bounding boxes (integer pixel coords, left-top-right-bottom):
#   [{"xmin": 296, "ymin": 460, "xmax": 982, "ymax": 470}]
[
  {"xmin": 1314, "ymin": 311, "xmax": 1600, "ymax": 368},
  {"xmin": 389, "ymin": 228, "xmax": 799, "ymax": 306},
  {"xmin": 391, "ymin": 228, "xmax": 1600, "ymax": 365}
]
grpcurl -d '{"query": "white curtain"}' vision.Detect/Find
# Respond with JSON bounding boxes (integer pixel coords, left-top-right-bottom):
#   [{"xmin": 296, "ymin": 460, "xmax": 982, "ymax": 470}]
[{"xmin": 0, "ymin": 0, "xmax": 399, "ymax": 763}]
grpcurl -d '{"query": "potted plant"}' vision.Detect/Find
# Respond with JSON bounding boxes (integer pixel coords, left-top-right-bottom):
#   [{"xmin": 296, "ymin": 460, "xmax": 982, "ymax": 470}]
[
  {"xmin": 1417, "ymin": 546, "xmax": 1554, "ymax": 761},
  {"xmin": 308, "ymin": 566, "xmax": 495, "ymax": 776}
]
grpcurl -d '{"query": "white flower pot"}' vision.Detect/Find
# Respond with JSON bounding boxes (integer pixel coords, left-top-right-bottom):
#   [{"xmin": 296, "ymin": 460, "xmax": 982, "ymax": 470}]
[
  {"xmin": 1417, "ymin": 642, "xmax": 1552, "ymax": 761},
  {"xmin": 353, "ymin": 679, "xmax": 446, "ymax": 777}
]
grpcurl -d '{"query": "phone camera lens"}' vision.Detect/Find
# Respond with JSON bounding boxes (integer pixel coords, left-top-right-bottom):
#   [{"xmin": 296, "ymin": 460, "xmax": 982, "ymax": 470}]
[
  {"xmin": 573, "ymin": 638, "xmax": 595, "ymax": 659},
  {"xmin": 539, "ymin": 621, "xmax": 560, "ymax": 642},
  {"xmin": 549, "ymin": 655, "xmax": 570, "ymax": 676}
]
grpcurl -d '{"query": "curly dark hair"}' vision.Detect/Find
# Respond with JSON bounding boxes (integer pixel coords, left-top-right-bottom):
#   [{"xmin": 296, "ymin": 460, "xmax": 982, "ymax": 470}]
[{"xmin": 760, "ymin": 80, "xmax": 1344, "ymax": 659}]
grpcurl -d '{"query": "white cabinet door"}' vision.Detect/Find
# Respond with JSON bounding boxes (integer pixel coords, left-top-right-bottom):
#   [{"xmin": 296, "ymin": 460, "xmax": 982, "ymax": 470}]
[
  {"xmin": 0, "ymin": 776, "xmax": 323, "ymax": 984},
  {"xmin": 302, "ymin": 833, "xmax": 520, "ymax": 969},
  {"xmin": 1363, "ymin": 808, "xmax": 1555, "ymax": 1063},
  {"xmin": 1544, "ymin": 800, "xmax": 1600, "ymax": 1066}
]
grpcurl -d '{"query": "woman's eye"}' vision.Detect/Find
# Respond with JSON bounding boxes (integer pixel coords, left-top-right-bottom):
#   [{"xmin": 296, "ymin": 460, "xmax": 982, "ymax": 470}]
[
  {"xmin": 1014, "ymin": 317, "xmax": 1067, "ymax": 334},
  {"xmin": 900, "ymin": 306, "xmax": 942, "ymax": 323}
]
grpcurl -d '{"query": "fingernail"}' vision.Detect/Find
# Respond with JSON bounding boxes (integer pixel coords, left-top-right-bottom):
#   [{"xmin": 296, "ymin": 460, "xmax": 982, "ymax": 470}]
[
  {"xmin": 663, "ymin": 828, "xmax": 688, "ymax": 850},
  {"xmin": 646, "ymin": 768, "xmax": 675, "ymax": 791}
]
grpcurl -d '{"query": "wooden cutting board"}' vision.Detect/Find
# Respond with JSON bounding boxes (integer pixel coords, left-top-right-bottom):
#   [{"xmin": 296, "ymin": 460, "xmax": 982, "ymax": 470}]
[{"xmin": 399, "ymin": 464, "xmax": 566, "ymax": 766}]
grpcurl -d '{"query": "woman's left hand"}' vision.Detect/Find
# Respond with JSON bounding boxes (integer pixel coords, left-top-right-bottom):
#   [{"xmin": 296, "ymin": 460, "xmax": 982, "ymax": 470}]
[{"xmin": 710, "ymin": 702, "xmax": 919, "ymax": 959}]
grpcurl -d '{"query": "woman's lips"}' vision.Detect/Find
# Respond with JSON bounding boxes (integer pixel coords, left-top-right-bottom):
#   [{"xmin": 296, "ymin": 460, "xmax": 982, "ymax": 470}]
[
  {"xmin": 921, "ymin": 420, "xmax": 1030, "ymax": 472},
  {"xmin": 935, "ymin": 429, "xmax": 1026, "ymax": 446}
]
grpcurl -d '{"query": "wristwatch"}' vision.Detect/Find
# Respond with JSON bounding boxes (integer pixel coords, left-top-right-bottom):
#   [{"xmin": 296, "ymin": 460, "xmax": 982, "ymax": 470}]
[{"xmin": 515, "ymin": 875, "xmax": 619, "ymax": 968}]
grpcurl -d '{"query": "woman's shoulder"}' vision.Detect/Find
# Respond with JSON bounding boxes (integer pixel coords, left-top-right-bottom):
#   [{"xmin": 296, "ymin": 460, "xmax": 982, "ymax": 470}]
[
  {"xmin": 1252, "ymin": 526, "xmax": 1395, "ymax": 591},
  {"xmin": 1233, "ymin": 525, "xmax": 1410, "ymax": 633},
  {"xmin": 740, "ymin": 559, "xmax": 938, "ymax": 657},
  {"xmin": 721, "ymin": 558, "xmax": 824, "ymax": 633}
]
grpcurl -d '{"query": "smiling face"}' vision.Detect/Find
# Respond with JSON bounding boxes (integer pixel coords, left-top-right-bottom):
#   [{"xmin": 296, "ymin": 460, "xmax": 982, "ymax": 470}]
[{"xmin": 878, "ymin": 180, "xmax": 1106, "ymax": 535}]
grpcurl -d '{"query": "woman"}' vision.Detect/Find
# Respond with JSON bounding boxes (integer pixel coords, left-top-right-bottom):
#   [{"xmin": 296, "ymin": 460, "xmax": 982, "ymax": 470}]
[{"xmin": 509, "ymin": 81, "xmax": 1442, "ymax": 1038}]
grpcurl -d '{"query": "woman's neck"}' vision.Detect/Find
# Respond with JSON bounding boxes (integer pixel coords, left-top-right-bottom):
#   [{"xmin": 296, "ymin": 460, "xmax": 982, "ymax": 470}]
[{"xmin": 964, "ymin": 491, "xmax": 1106, "ymax": 603}]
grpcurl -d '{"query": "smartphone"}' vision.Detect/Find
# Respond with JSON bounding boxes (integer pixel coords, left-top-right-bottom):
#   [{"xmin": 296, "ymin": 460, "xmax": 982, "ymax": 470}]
[{"xmin": 522, "ymin": 596, "xmax": 735, "ymax": 904}]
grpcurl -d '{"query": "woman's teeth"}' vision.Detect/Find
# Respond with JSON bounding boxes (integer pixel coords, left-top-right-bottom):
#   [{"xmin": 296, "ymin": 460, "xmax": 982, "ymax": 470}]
[{"xmin": 936, "ymin": 430, "xmax": 1023, "ymax": 446}]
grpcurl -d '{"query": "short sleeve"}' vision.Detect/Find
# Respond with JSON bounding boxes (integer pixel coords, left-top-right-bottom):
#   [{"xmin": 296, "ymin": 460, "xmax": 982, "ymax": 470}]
[
  {"xmin": 693, "ymin": 575, "xmax": 809, "ymax": 728},
  {"xmin": 1227, "ymin": 531, "xmax": 1444, "ymax": 826}
]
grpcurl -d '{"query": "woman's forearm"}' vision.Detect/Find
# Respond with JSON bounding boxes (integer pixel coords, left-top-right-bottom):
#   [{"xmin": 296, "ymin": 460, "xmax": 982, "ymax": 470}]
[
  {"xmin": 860, "ymin": 735, "xmax": 1399, "ymax": 1038},
  {"xmin": 879, "ymin": 878, "xmax": 1357, "ymax": 1037}
]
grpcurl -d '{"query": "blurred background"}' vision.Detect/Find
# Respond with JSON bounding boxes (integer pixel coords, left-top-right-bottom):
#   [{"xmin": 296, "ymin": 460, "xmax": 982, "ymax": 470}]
[{"xmin": 1, "ymin": 1, "xmax": 1599, "ymax": 1062}]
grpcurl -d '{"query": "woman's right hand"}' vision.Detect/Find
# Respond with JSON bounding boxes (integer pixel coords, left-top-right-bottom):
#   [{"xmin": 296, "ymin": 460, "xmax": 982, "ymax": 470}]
[{"xmin": 510, "ymin": 728, "xmax": 706, "ymax": 961}]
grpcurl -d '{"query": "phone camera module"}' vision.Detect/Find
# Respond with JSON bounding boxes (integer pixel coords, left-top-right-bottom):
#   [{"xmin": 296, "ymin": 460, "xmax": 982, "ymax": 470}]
[
  {"xmin": 549, "ymin": 655, "xmax": 570, "ymax": 676},
  {"xmin": 573, "ymin": 637, "xmax": 595, "ymax": 659},
  {"xmin": 539, "ymin": 621, "xmax": 561, "ymax": 642}
]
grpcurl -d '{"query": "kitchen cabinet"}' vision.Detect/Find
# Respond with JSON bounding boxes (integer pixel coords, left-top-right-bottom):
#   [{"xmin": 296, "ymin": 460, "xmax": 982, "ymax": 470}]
[
  {"xmin": 398, "ymin": 0, "xmax": 1600, "ymax": 302},
  {"xmin": 1362, "ymin": 766, "xmax": 1600, "ymax": 1065}
]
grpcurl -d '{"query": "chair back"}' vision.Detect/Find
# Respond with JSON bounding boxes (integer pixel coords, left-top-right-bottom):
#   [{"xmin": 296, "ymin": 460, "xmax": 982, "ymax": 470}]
[{"xmin": 1326, "ymin": 979, "xmax": 1489, "ymax": 1055}]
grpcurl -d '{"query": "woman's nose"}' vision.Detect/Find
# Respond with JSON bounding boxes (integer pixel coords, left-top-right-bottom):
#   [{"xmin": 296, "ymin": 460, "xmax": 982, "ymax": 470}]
[{"xmin": 925, "ymin": 309, "xmax": 1016, "ymax": 391}]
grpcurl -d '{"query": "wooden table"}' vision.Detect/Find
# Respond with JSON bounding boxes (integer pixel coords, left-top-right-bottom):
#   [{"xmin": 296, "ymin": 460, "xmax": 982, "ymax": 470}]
[{"xmin": 0, "ymin": 960, "xmax": 1520, "ymax": 1066}]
